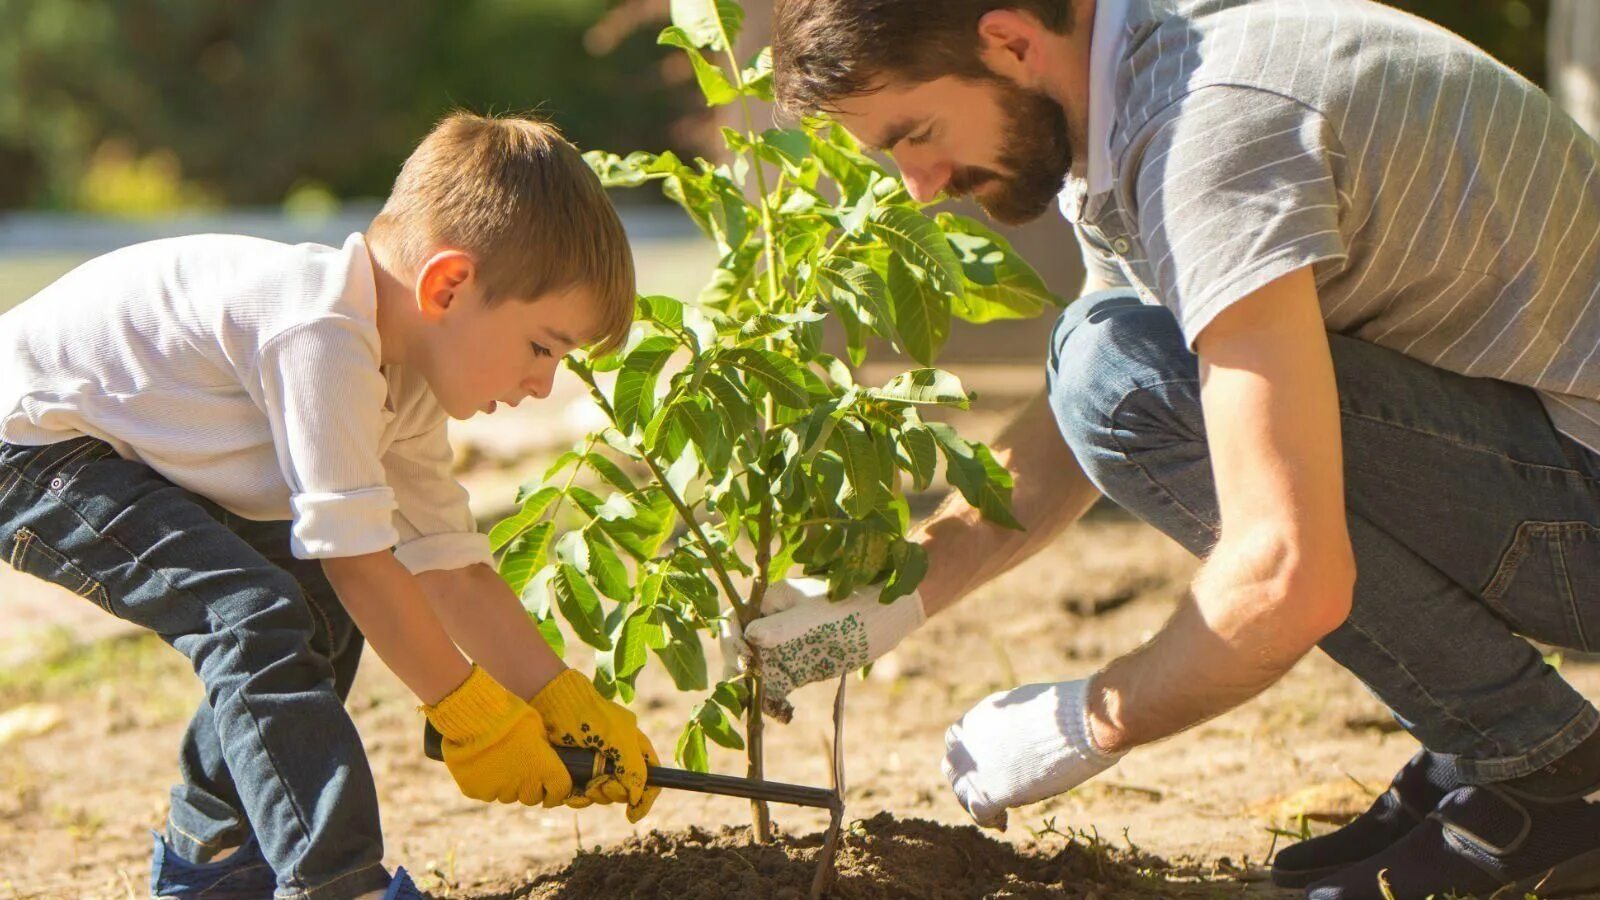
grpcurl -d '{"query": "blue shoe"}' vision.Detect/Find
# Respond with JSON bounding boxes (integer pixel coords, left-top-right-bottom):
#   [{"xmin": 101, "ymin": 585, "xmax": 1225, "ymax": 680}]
[
  {"xmin": 1271, "ymin": 750, "xmax": 1461, "ymax": 888},
  {"xmin": 383, "ymin": 866, "xmax": 423, "ymax": 900},
  {"xmin": 150, "ymin": 830, "xmax": 277, "ymax": 899},
  {"xmin": 1307, "ymin": 783, "xmax": 1600, "ymax": 898}
]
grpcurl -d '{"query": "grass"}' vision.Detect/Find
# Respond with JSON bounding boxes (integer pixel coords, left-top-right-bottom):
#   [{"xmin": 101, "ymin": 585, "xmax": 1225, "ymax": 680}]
[
  {"xmin": 0, "ymin": 626, "xmax": 184, "ymax": 707},
  {"xmin": 0, "ymin": 256, "xmax": 85, "ymax": 313}
]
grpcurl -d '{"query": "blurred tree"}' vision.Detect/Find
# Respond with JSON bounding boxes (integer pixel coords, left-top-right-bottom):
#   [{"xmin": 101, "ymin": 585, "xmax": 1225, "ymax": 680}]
[
  {"xmin": 1550, "ymin": 0, "xmax": 1600, "ymax": 137},
  {"xmin": 0, "ymin": 0, "xmax": 696, "ymax": 210}
]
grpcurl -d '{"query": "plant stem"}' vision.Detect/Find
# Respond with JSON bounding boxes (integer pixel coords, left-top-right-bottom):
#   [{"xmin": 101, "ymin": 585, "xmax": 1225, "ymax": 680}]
[{"xmin": 717, "ymin": 27, "xmax": 785, "ymax": 842}]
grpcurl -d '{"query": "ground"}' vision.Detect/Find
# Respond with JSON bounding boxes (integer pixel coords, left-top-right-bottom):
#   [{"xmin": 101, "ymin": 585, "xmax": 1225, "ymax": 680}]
[{"xmin": 3, "ymin": 250, "xmax": 1595, "ymax": 899}]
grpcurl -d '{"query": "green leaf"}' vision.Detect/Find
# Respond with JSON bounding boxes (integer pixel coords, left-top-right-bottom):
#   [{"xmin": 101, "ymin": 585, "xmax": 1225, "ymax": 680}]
[
  {"xmin": 820, "ymin": 258, "xmax": 894, "ymax": 336},
  {"xmin": 937, "ymin": 212, "xmax": 1062, "ymax": 322},
  {"xmin": 489, "ymin": 486, "xmax": 560, "ymax": 552},
  {"xmin": 897, "ymin": 425, "xmax": 938, "ymax": 492},
  {"xmin": 595, "ymin": 491, "xmax": 638, "ymax": 521},
  {"xmin": 553, "ymin": 564, "xmax": 611, "ymax": 650},
  {"xmin": 721, "ymin": 347, "xmax": 814, "ymax": 409},
  {"xmin": 499, "ymin": 522, "xmax": 554, "ymax": 595},
  {"xmin": 695, "ymin": 701, "xmax": 745, "ymax": 750},
  {"xmin": 554, "ymin": 530, "xmax": 590, "ymax": 572},
  {"xmin": 658, "ymin": 28, "xmax": 739, "ymax": 106},
  {"xmin": 586, "ymin": 531, "xmax": 631, "ymax": 601},
  {"xmin": 670, "ymin": 0, "xmax": 744, "ymax": 51},
  {"xmin": 543, "ymin": 450, "xmax": 582, "ymax": 483},
  {"xmin": 868, "ymin": 206, "xmax": 963, "ymax": 297},
  {"xmin": 758, "ymin": 128, "xmax": 811, "ymax": 168},
  {"xmin": 873, "ymin": 368, "xmax": 970, "ymax": 408},
  {"xmin": 711, "ymin": 679, "xmax": 750, "ymax": 715},
  {"xmin": 676, "ymin": 720, "xmax": 709, "ymax": 772},
  {"xmin": 638, "ymin": 294, "xmax": 687, "ymax": 335},
  {"xmin": 613, "ymin": 336, "xmax": 677, "ymax": 433},
  {"xmin": 828, "ymin": 418, "xmax": 883, "ymax": 519},
  {"xmin": 612, "ymin": 607, "xmax": 658, "ymax": 680},
  {"xmin": 701, "ymin": 370, "xmax": 754, "ymax": 438},
  {"xmin": 666, "ymin": 562, "xmax": 721, "ymax": 620},
  {"xmin": 667, "ymin": 394, "xmax": 731, "ymax": 472},
  {"xmin": 584, "ymin": 453, "xmax": 639, "ymax": 495},
  {"xmin": 926, "ymin": 423, "xmax": 1023, "ymax": 530},
  {"xmin": 652, "ymin": 608, "xmax": 708, "ymax": 690},
  {"xmin": 887, "ymin": 254, "xmax": 951, "ymax": 366},
  {"xmin": 535, "ymin": 613, "xmax": 566, "ymax": 659},
  {"xmin": 880, "ymin": 540, "xmax": 929, "ymax": 604}
]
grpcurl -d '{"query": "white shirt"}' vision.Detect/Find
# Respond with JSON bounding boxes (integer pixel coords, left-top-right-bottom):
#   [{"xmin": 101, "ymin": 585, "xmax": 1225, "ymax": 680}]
[{"xmin": 0, "ymin": 232, "xmax": 493, "ymax": 573}]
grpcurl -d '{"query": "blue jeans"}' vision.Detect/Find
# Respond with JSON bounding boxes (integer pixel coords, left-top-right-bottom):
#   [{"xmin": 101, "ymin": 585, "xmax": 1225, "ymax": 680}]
[
  {"xmin": 1047, "ymin": 290, "xmax": 1600, "ymax": 784},
  {"xmin": 0, "ymin": 437, "xmax": 388, "ymax": 899}
]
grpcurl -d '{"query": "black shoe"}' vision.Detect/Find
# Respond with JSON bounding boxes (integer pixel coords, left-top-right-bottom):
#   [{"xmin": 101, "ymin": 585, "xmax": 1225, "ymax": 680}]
[
  {"xmin": 1307, "ymin": 783, "xmax": 1600, "ymax": 899},
  {"xmin": 1271, "ymin": 750, "xmax": 1461, "ymax": 889}
]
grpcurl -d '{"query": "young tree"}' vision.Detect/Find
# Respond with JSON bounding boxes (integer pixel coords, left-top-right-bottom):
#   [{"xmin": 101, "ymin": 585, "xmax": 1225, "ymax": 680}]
[{"xmin": 493, "ymin": 0, "xmax": 1060, "ymax": 840}]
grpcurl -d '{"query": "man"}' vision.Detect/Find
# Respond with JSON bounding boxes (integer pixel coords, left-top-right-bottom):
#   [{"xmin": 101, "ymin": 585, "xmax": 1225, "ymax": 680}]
[{"xmin": 731, "ymin": 0, "xmax": 1600, "ymax": 896}]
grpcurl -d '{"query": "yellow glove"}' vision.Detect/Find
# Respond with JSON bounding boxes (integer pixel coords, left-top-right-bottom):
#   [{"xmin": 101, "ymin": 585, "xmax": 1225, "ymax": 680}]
[
  {"xmin": 530, "ymin": 669, "xmax": 661, "ymax": 822},
  {"xmin": 422, "ymin": 665, "xmax": 573, "ymax": 807}
]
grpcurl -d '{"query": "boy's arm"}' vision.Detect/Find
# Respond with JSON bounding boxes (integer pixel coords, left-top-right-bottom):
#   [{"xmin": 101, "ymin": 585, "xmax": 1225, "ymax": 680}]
[
  {"xmin": 413, "ymin": 562, "xmax": 566, "ymax": 699},
  {"xmin": 319, "ymin": 550, "xmax": 478, "ymax": 704}
]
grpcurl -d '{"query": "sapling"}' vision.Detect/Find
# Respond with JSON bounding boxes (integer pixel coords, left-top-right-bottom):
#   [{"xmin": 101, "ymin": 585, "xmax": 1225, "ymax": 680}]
[{"xmin": 490, "ymin": 0, "xmax": 1060, "ymax": 855}]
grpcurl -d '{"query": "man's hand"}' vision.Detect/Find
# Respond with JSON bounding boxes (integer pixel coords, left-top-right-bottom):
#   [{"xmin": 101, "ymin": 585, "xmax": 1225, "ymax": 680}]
[
  {"xmin": 942, "ymin": 678, "xmax": 1122, "ymax": 830},
  {"xmin": 724, "ymin": 577, "xmax": 927, "ymax": 722},
  {"xmin": 530, "ymin": 669, "xmax": 661, "ymax": 822},
  {"xmin": 423, "ymin": 665, "xmax": 574, "ymax": 806}
]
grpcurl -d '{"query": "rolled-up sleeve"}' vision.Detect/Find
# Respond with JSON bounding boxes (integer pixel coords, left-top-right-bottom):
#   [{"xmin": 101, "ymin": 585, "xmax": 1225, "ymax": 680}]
[
  {"xmin": 256, "ymin": 318, "xmax": 399, "ymax": 560},
  {"xmin": 384, "ymin": 411, "xmax": 492, "ymax": 574}
]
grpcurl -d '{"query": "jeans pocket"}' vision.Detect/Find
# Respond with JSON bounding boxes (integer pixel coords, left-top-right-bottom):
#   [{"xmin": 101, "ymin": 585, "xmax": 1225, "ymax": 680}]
[
  {"xmin": 8, "ymin": 526, "xmax": 114, "ymax": 615},
  {"xmin": 1482, "ymin": 521, "xmax": 1600, "ymax": 651}
]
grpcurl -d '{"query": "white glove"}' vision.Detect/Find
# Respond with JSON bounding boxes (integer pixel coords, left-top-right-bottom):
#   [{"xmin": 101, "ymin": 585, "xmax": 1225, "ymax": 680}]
[
  {"xmin": 722, "ymin": 577, "xmax": 927, "ymax": 722},
  {"xmin": 942, "ymin": 678, "xmax": 1124, "ymax": 830}
]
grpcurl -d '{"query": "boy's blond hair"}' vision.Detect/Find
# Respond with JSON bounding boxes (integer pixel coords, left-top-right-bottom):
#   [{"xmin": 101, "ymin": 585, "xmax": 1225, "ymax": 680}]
[{"xmin": 369, "ymin": 111, "xmax": 635, "ymax": 354}]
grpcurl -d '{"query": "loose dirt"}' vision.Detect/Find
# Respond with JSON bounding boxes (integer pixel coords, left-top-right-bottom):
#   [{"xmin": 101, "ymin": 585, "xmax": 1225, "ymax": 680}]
[{"xmin": 500, "ymin": 812, "xmax": 1180, "ymax": 900}]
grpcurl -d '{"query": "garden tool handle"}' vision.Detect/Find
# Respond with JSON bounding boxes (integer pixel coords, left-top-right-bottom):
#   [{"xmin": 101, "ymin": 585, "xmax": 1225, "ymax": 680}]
[{"xmin": 421, "ymin": 721, "xmax": 839, "ymax": 810}]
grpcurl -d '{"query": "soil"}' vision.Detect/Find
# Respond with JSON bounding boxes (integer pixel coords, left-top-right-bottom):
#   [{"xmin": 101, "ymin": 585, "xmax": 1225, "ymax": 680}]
[{"xmin": 502, "ymin": 812, "xmax": 1181, "ymax": 900}]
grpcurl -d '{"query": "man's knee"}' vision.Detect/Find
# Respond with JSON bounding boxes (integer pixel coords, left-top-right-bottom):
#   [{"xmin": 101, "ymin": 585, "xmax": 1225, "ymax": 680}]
[{"xmin": 1045, "ymin": 291, "xmax": 1195, "ymax": 460}]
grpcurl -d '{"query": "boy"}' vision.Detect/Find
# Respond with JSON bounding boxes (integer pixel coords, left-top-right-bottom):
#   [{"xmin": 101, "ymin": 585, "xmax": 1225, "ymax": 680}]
[{"xmin": 0, "ymin": 112, "xmax": 659, "ymax": 899}]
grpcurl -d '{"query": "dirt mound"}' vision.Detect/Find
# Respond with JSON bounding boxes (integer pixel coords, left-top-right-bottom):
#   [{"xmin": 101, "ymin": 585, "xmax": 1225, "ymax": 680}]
[{"xmin": 504, "ymin": 811, "xmax": 1172, "ymax": 900}]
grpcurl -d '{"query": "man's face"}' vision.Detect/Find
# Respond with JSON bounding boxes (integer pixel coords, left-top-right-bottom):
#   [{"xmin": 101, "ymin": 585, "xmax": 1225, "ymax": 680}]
[{"xmin": 831, "ymin": 73, "xmax": 1076, "ymax": 225}]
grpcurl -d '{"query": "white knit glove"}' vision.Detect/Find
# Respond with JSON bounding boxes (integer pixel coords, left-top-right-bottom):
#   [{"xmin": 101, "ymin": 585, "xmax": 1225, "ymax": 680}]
[
  {"xmin": 942, "ymin": 678, "xmax": 1124, "ymax": 830},
  {"xmin": 722, "ymin": 578, "xmax": 927, "ymax": 722}
]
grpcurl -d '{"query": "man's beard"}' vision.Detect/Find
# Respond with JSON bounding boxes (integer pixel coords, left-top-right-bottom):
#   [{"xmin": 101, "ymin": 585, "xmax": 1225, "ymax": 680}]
[{"xmin": 948, "ymin": 78, "xmax": 1074, "ymax": 225}]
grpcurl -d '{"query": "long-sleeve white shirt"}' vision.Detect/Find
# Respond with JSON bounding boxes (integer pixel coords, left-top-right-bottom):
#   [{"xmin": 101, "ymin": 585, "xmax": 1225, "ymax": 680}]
[{"xmin": 0, "ymin": 232, "xmax": 493, "ymax": 573}]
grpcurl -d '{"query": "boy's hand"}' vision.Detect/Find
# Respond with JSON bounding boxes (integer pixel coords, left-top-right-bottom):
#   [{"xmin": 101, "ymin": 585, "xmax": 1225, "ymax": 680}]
[
  {"xmin": 531, "ymin": 669, "xmax": 661, "ymax": 822},
  {"xmin": 942, "ymin": 678, "xmax": 1123, "ymax": 830},
  {"xmin": 724, "ymin": 578, "xmax": 927, "ymax": 722},
  {"xmin": 422, "ymin": 665, "xmax": 574, "ymax": 806}
]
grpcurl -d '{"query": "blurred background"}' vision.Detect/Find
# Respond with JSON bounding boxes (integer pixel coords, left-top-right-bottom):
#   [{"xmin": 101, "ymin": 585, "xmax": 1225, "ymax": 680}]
[{"xmin": 0, "ymin": 0, "xmax": 1575, "ymax": 311}]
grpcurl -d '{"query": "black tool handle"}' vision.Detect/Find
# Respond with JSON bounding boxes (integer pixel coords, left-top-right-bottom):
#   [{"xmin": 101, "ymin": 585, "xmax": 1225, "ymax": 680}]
[{"xmin": 422, "ymin": 721, "xmax": 838, "ymax": 810}]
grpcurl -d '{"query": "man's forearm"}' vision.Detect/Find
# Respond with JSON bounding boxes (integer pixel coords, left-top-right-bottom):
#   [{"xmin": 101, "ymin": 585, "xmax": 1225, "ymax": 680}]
[
  {"xmin": 321, "ymin": 551, "xmax": 473, "ymax": 705},
  {"xmin": 1087, "ymin": 530, "xmax": 1355, "ymax": 753},
  {"xmin": 415, "ymin": 563, "xmax": 566, "ymax": 701},
  {"xmin": 911, "ymin": 390, "xmax": 1101, "ymax": 614}
]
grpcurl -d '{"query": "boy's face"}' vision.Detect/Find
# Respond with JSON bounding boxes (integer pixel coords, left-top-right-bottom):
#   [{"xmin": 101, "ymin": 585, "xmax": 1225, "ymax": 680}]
[{"xmin": 416, "ymin": 265, "xmax": 601, "ymax": 420}]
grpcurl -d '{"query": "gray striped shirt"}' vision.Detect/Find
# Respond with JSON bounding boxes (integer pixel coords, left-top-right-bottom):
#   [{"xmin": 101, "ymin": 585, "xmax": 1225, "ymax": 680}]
[{"xmin": 1065, "ymin": 0, "xmax": 1600, "ymax": 452}]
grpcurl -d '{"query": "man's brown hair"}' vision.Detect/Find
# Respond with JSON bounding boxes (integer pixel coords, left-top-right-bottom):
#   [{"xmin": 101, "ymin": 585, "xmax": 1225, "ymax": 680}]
[
  {"xmin": 773, "ymin": 0, "xmax": 1075, "ymax": 120},
  {"xmin": 369, "ymin": 111, "xmax": 634, "ymax": 353}
]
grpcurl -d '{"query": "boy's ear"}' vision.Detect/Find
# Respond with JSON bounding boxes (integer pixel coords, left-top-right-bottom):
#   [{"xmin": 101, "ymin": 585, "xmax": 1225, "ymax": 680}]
[{"xmin": 415, "ymin": 250, "xmax": 477, "ymax": 322}]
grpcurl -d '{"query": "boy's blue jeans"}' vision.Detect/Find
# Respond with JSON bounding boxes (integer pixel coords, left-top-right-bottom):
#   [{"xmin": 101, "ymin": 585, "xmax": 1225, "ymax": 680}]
[
  {"xmin": 0, "ymin": 438, "xmax": 389, "ymax": 899},
  {"xmin": 1048, "ymin": 290, "xmax": 1600, "ymax": 783}
]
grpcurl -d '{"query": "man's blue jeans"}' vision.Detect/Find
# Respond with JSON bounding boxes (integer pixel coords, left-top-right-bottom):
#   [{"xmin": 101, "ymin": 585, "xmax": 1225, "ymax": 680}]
[
  {"xmin": 0, "ymin": 437, "xmax": 388, "ymax": 899},
  {"xmin": 1047, "ymin": 290, "xmax": 1600, "ymax": 783}
]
